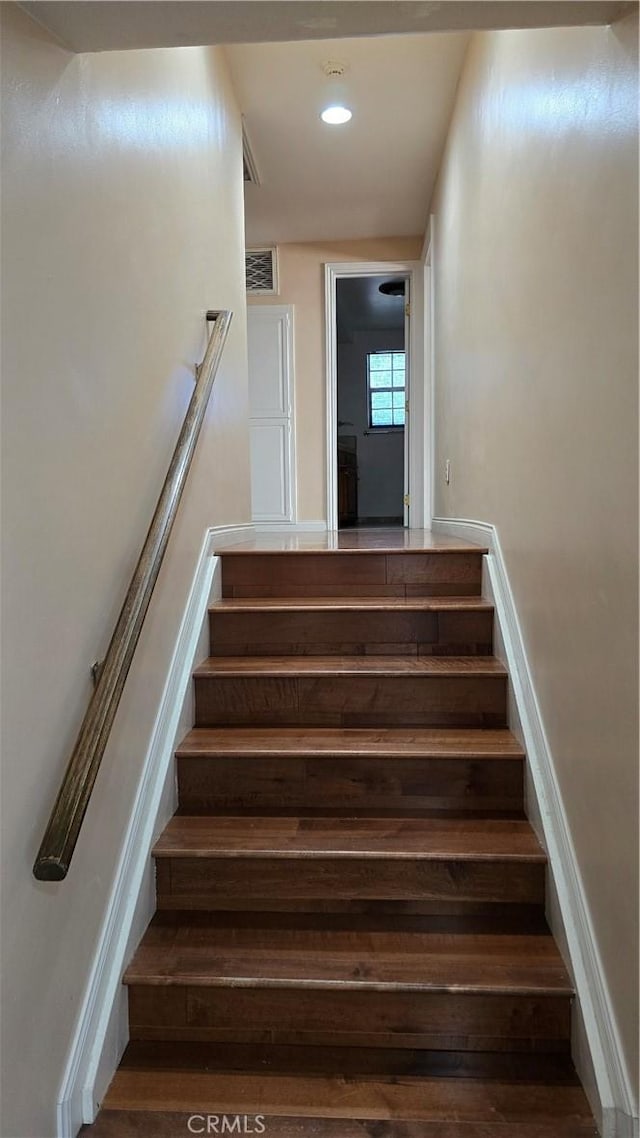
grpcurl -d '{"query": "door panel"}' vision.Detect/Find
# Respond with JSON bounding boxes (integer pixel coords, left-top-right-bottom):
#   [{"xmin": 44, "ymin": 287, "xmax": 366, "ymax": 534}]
[
  {"xmin": 250, "ymin": 422, "xmax": 290, "ymax": 521},
  {"xmin": 247, "ymin": 306, "xmax": 296, "ymax": 523}
]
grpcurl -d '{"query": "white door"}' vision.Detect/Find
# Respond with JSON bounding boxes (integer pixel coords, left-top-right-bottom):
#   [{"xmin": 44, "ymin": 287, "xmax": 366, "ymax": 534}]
[{"xmin": 247, "ymin": 306, "xmax": 296, "ymax": 523}]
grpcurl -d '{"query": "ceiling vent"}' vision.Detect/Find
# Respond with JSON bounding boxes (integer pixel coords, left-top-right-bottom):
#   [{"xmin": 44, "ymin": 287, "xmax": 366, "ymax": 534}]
[{"xmin": 245, "ymin": 247, "xmax": 278, "ymax": 295}]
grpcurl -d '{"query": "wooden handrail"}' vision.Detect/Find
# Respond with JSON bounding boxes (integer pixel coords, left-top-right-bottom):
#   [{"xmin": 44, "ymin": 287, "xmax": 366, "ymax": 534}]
[{"xmin": 33, "ymin": 310, "xmax": 233, "ymax": 881}]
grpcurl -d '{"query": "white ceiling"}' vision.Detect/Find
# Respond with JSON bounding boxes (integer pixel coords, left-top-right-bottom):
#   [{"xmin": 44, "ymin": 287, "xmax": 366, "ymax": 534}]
[
  {"xmin": 20, "ymin": 2, "xmax": 633, "ymax": 53},
  {"xmin": 228, "ymin": 33, "xmax": 470, "ymax": 244},
  {"xmin": 19, "ymin": 0, "xmax": 634, "ymax": 246}
]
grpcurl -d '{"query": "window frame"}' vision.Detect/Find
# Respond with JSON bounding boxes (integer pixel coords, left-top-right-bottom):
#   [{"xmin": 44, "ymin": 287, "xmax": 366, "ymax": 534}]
[{"xmin": 366, "ymin": 350, "xmax": 406, "ymax": 431}]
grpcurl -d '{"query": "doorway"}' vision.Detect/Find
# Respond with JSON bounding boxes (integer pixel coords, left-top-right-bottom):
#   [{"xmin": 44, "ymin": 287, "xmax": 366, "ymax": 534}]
[
  {"xmin": 336, "ymin": 275, "xmax": 407, "ymax": 528},
  {"xmin": 325, "ymin": 261, "xmax": 423, "ymax": 532}
]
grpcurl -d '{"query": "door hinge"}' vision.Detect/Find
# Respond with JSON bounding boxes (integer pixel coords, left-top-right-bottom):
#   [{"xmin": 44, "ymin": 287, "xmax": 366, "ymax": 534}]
[
  {"xmin": 405, "ymin": 399, "xmax": 410, "ymax": 413},
  {"xmin": 403, "ymin": 493, "xmax": 411, "ymax": 507},
  {"xmin": 405, "ymin": 303, "xmax": 411, "ymax": 318}
]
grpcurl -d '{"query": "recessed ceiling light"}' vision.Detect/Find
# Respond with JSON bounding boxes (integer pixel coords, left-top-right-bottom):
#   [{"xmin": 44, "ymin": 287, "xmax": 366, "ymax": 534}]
[{"xmin": 320, "ymin": 105, "xmax": 352, "ymax": 125}]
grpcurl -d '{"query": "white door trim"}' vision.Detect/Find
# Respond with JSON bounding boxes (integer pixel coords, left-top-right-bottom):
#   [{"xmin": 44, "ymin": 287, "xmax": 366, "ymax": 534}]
[
  {"xmin": 422, "ymin": 217, "xmax": 435, "ymax": 529},
  {"xmin": 402, "ymin": 278, "xmax": 411, "ymax": 528},
  {"xmin": 324, "ymin": 261, "xmax": 424, "ymax": 531}
]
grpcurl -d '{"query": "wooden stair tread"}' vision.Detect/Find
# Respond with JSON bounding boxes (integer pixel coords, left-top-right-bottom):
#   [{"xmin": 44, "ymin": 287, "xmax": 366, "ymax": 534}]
[
  {"xmin": 154, "ymin": 816, "xmax": 545, "ymax": 860},
  {"xmin": 102, "ymin": 1069, "xmax": 591, "ymax": 1124},
  {"xmin": 194, "ymin": 655, "xmax": 507, "ymax": 677},
  {"xmin": 124, "ymin": 920, "xmax": 571, "ymax": 994},
  {"xmin": 86, "ymin": 1114, "xmax": 597, "ymax": 1137},
  {"xmin": 177, "ymin": 726, "xmax": 524, "ymax": 759},
  {"xmin": 211, "ymin": 596, "xmax": 494, "ymax": 612}
]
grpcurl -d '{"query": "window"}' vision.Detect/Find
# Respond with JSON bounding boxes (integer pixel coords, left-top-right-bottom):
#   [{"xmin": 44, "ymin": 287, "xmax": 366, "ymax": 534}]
[{"xmin": 367, "ymin": 351, "xmax": 406, "ymax": 428}]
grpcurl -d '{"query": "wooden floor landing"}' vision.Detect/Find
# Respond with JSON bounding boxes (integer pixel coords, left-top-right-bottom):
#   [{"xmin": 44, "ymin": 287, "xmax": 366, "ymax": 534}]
[{"xmin": 214, "ymin": 528, "xmax": 487, "ymax": 555}]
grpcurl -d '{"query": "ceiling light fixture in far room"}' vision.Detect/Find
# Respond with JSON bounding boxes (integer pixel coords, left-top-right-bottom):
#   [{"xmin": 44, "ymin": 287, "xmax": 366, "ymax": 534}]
[
  {"xmin": 379, "ymin": 280, "xmax": 405, "ymax": 297},
  {"xmin": 320, "ymin": 60, "xmax": 352, "ymax": 125}
]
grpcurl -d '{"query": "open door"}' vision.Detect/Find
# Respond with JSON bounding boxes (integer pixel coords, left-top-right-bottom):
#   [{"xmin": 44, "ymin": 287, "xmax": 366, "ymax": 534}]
[{"xmin": 333, "ymin": 273, "xmax": 409, "ymax": 529}]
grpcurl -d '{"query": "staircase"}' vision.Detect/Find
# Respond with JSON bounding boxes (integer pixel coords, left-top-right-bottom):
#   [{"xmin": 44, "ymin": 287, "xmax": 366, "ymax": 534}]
[{"xmin": 86, "ymin": 535, "xmax": 596, "ymax": 1138}]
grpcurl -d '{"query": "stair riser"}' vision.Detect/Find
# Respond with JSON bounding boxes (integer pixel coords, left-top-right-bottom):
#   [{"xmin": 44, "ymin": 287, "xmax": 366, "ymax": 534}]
[
  {"xmin": 209, "ymin": 609, "xmax": 493, "ymax": 657},
  {"xmin": 194, "ymin": 675, "xmax": 508, "ymax": 728},
  {"xmin": 177, "ymin": 756, "xmax": 524, "ymax": 815},
  {"xmin": 150, "ymin": 901, "xmax": 547, "ymax": 920},
  {"xmin": 111, "ymin": 1039, "xmax": 584, "ymax": 1080},
  {"xmin": 155, "ymin": 857, "xmax": 544, "ymax": 908},
  {"xmin": 128, "ymin": 986, "xmax": 570, "ymax": 1053},
  {"xmin": 221, "ymin": 553, "xmax": 483, "ymax": 598}
]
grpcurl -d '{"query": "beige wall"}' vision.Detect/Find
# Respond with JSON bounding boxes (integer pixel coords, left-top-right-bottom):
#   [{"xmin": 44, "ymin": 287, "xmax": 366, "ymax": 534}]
[
  {"xmin": 248, "ymin": 237, "xmax": 421, "ymax": 521},
  {"xmin": 430, "ymin": 15, "xmax": 638, "ymax": 1104},
  {"xmin": 0, "ymin": 8, "xmax": 251, "ymax": 1136}
]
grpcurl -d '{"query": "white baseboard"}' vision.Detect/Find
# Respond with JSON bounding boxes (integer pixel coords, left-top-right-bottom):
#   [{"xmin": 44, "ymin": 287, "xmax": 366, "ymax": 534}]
[
  {"xmin": 56, "ymin": 523, "xmax": 253, "ymax": 1138},
  {"xmin": 253, "ymin": 521, "xmax": 327, "ymax": 532},
  {"xmin": 433, "ymin": 516, "xmax": 638, "ymax": 1138}
]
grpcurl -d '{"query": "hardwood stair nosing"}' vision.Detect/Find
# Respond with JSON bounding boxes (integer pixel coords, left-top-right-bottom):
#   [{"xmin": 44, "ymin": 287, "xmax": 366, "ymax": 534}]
[
  {"xmin": 124, "ymin": 976, "xmax": 573, "ymax": 997},
  {"xmin": 152, "ymin": 817, "xmax": 546, "ymax": 862},
  {"xmin": 217, "ymin": 545, "xmax": 489, "ymax": 557},
  {"xmin": 175, "ymin": 727, "xmax": 525, "ymax": 761},
  {"xmin": 194, "ymin": 655, "xmax": 508, "ymax": 678},
  {"xmin": 154, "ymin": 848, "xmax": 547, "ymax": 862},
  {"xmin": 210, "ymin": 597, "xmax": 495, "ymax": 613}
]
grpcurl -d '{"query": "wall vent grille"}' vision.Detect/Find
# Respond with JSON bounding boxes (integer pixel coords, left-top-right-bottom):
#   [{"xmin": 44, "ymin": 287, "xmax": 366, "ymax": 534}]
[{"xmin": 246, "ymin": 248, "xmax": 278, "ymax": 295}]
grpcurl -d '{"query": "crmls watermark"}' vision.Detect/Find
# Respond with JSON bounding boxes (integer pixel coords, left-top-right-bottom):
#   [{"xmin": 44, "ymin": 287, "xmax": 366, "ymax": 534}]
[{"xmin": 187, "ymin": 1116, "xmax": 267, "ymax": 1135}]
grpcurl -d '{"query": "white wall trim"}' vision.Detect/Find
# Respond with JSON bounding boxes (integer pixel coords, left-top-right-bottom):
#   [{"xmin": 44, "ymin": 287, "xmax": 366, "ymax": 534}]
[
  {"xmin": 432, "ymin": 515, "xmax": 638, "ymax": 1138},
  {"xmin": 206, "ymin": 524, "xmax": 255, "ymax": 550},
  {"xmin": 324, "ymin": 260, "xmax": 425, "ymax": 531},
  {"xmin": 56, "ymin": 523, "xmax": 253, "ymax": 1138},
  {"xmin": 421, "ymin": 216, "xmax": 434, "ymax": 529}
]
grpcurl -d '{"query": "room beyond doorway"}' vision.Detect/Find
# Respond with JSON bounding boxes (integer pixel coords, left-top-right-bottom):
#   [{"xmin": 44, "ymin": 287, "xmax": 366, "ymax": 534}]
[
  {"xmin": 335, "ymin": 274, "xmax": 408, "ymax": 529},
  {"xmin": 325, "ymin": 259, "xmax": 423, "ymax": 533}
]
